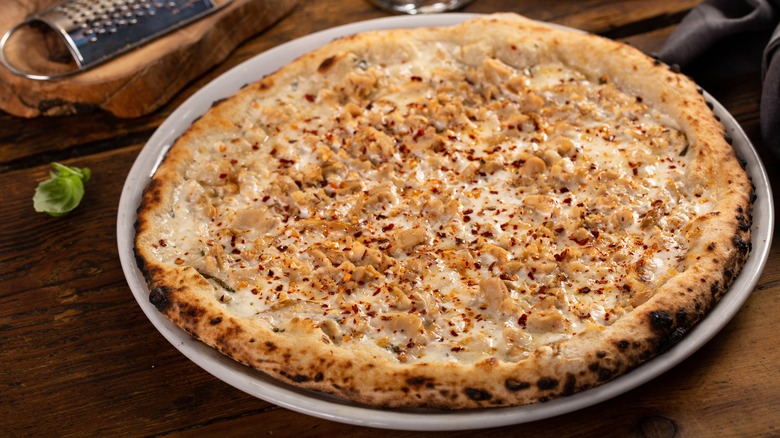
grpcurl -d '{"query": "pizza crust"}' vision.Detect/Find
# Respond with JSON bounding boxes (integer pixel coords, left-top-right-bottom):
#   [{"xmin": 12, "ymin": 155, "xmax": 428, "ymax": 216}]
[{"xmin": 135, "ymin": 13, "xmax": 753, "ymax": 408}]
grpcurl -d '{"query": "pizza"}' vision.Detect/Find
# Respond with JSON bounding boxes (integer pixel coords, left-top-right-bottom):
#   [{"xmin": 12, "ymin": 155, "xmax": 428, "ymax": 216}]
[{"xmin": 134, "ymin": 13, "xmax": 754, "ymax": 409}]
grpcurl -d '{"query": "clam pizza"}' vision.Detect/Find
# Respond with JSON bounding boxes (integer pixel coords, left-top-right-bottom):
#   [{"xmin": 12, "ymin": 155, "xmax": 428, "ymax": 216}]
[{"xmin": 134, "ymin": 14, "xmax": 753, "ymax": 408}]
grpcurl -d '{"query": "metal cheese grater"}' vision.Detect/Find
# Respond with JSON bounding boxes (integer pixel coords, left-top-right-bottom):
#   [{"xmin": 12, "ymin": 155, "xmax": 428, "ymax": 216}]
[{"xmin": 0, "ymin": 0, "xmax": 232, "ymax": 80}]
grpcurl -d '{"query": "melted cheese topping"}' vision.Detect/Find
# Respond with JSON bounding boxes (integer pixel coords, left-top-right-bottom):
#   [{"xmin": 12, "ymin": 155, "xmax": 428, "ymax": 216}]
[{"xmin": 151, "ymin": 46, "xmax": 707, "ymax": 365}]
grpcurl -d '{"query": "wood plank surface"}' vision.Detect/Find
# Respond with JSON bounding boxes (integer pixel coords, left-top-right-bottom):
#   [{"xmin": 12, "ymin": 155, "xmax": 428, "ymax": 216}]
[{"xmin": 2, "ymin": 0, "xmax": 779, "ymax": 436}]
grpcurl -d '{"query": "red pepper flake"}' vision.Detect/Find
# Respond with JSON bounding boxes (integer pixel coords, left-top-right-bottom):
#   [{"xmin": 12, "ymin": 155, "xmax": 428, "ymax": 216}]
[
  {"xmin": 511, "ymin": 44, "xmax": 517, "ymax": 50},
  {"xmin": 158, "ymin": 239, "xmax": 167, "ymax": 247},
  {"xmin": 463, "ymin": 215, "xmax": 471, "ymax": 223},
  {"xmin": 410, "ymin": 75, "xmax": 423, "ymax": 82},
  {"xmin": 451, "ymin": 346, "xmax": 464, "ymax": 352},
  {"xmin": 382, "ymin": 223, "xmax": 395, "ymax": 232},
  {"xmin": 554, "ymin": 248, "xmax": 569, "ymax": 261},
  {"xmin": 517, "ymin": 313, "xmax": 527, "ymax": 328},
  {"xmin": 538, "ymin": 285, "xmax": 548, "ymax": 294},
  {"xmin": 251, "ymin": 143, "xmax": 260, "ymax": 150},
  {"xmin": 450, "ymin": 330, "xmax": 459, "ymax": 337},
  {"xmin": 578, "ymin": 287, "xmax": 591, "ymax": 294},
  {"xmin": 304, "ymin": 94, "xmax": 315, "ymax": 102},
  {"xmin": 219, "ymin": 173, "xmax": 228, "ymax": 179}
]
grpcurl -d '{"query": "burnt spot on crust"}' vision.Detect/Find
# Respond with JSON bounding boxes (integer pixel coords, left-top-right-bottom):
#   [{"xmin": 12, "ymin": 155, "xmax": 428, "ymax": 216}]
[
  {"xmin": 134, "ymin": 249, "xmax": 146, "ymax": 272},
  {"xmin": 659, "ymin": 327, "xmax": 688, "ymax": 352},
  {"xmin": 732, "ymin": 235, "xmax": 750, "ymax": 255},
  {"xmin": 650, "ymin": 310, "xmax": 673, "ymax": 331},
  {"xmin": 562, "ymin": 374, "xmax": 577, "ymax": 396},
  {"xmin": 407, "ymin": 376, "xmax": 434, "ymax": 387},
  {"xmin": 616, "ymin": 340, "xmax": 629, "ymax": 350},
  {"xmin": 711, "ymin": 281, "xmax": 720, "ymax": 296},
  {"xmin": 596, "ymin": 351, "xmax": 607, "ymax": 358},
  {"xmin": 149, "ymin": 286, "xmax": 172, "ymax": 312},
  {"xmin": 464, "ymin": 387, "xmax": 492, "ymax": 401},
  {"xmin": 505, "ymin": 379, "xmax": 531, "ymax": 392},
  {"xmin": 598, "ymin": 367, "xmax": 614, "ymax": 382},
  {"xmin": 264, "ymin": 341, "xmax": 277, "ymax": 352},
  {"xmin": 707, "ymin": 243, "xmax": 716, "ymax": 251},
  {"xmin": 649, "ymin": 309, "xmax": 692, "ymax": 353},
  {"xmin": 133, "ymin": 247, "xmax": 155, "ymax": 283},
  {"xmin": 676, "ymin": 310, "xmax": 688, "ymax": 326},
  {"xmin": 181, "ymin": 303, "xmax": 202, "ymax": 319},
  {"xmin": 737, "ymin": 214, "xmax": 751, "ymax": 232},
  {"xmin": 292, "ymin": 374, "xmax": 310, "ymax": 383},
  {"xmin": 210, "ymin": 317, "xmax": 223, "ymax": 325},
  {"xmin": 314, "ymin": 372, "xmax": 324, "ymax": 382},
  {"xmin": 210, "ymin": 97, "xmax": 228, "ymax": 109},
  {"xmin": 537, "ymin": 377, "xmax": 559, "ymax": 390},
  {"xmin": 318, "ymin": 55, "xmax": 338, "ymax": 73}
]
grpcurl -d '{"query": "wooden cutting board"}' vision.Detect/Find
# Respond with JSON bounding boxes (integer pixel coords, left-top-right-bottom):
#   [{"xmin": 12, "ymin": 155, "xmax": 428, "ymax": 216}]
[{"xmin": 0, "ymin": 0, "xmax": 298, "ymax": 118}]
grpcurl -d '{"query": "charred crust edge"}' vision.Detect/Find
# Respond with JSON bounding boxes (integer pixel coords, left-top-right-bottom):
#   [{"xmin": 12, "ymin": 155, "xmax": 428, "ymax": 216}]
[
  {"xmin": 464, "ymin": 387, "xmax": 492, "ymax": 401},
  {"xmin": 149, "ymin": 286, "xmax": 172, "ymax": 312}
]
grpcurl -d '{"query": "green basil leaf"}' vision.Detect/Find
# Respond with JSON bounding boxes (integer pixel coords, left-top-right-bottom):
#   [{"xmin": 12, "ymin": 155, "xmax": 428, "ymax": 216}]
[{"xmin": 33, "ymin": 162, "xmax": 91, "ymax": 217}]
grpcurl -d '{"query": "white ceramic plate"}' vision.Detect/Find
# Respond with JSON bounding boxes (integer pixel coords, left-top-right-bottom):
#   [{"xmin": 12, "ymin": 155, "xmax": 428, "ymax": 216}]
[{"xmin": 117, "ymin": 14, "xmax": 774, "ymax": 431}]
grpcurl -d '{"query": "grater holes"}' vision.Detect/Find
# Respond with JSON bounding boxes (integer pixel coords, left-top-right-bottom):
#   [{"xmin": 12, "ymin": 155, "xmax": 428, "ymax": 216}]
[{"xmin": 51, "ymin": 0, "xmax": 195, "ymax": 45}]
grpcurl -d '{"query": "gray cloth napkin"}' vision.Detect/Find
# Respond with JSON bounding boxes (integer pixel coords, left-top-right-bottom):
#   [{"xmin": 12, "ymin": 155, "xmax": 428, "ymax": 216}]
[{"xmin": 660, "ymin": 0, "xmax": 780, "ymax": 154}]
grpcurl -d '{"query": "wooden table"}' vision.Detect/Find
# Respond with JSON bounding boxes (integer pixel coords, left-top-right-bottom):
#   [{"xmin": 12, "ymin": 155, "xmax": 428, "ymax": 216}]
[{"xmin": 2, "ymin": 1, "xmax": 778, "ymax": 436}]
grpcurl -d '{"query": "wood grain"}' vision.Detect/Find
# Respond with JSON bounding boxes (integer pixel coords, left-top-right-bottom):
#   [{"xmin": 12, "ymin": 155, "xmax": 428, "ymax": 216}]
[
  {"xmin": 0, "ymin": 0, "xmax": 298, "ymax": 118},
  {"xmin": 2, "ymin": 0, "xmax": 779, "ymax": 436}
]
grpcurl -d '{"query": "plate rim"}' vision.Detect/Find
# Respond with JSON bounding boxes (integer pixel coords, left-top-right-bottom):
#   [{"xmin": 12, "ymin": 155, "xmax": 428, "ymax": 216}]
[{"xmin": 117, "ymin": 13, "xmax": 774, "ymax": 431}]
